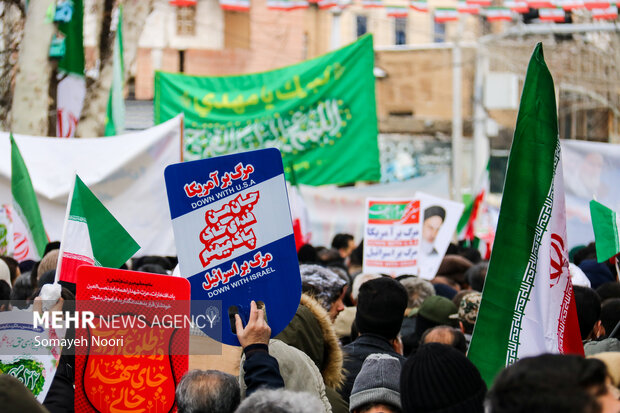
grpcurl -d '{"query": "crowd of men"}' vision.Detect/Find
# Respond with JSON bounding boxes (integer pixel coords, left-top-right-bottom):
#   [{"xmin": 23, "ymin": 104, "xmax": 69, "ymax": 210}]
[{"xmin": 0, "ymin": 234, "xmax": 619, "ymax": 413}]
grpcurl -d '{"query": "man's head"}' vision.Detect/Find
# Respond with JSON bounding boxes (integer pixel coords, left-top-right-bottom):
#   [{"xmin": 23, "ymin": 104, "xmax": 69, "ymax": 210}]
[
  {"xmin": 465, "ymin": 262, "xmax": 488, "ymax": 292},
  {"xmin": 600, "ymin": 298, "xmax": 620, "ymax": 339},
  {"xmin": 0, "ymin": 256, "xmax": 20, "ymax": 286},
  {"xmin": 422, "ymin": 206, "xmax": 446, "ymax": 245},
  {"xmin": 300, "ymin": 264, "xmax": 347, "ymax": 321},
  {"xmin": 596, "ymin": 282, "xmax": 620, "ymax": 302},
  {"xmin": 332, "ymin": 233, "xmax": 356, "ymax": 259},
  {"xmin": 488, "ymin": 354, "xmax": 620, "ymax": 413},
  {"xmin": 451, "ymin": 291, "xmax": 482, "ymax": 335},
  {"xmin": 420, "ymin": 326, "xmax": 467, "ymax": 354},
  {"xmin": 400, "ymin": 343, "xmax": 486, "ymax": 413},
  {"xmin": 351, "ymin": 354, "xmax": 402, "ymax": 413},
  {"xmin": 0, "ymin": 280, "xmax": 11, "ymax": 311},
  {"xmin": 398, "ymin": 277, "xmax": 435, "ymax": 312},
  {"xmin": 235, "ymin": 389, "xmax": 323, "ymax": 413},
  {"xmin": 355, "ymin": 277, "xmax": 408, "ymax": 340},
  {"xmin": 176, "ymin": 370, "xmax": 240, "ymax": 413},
  {"xmin": 351, "ymin": 273, "xmax": 381, "ymax": 305},
  {"xmin": 574, "ymin": 285, "xmax": 604, "ymax": 340}
]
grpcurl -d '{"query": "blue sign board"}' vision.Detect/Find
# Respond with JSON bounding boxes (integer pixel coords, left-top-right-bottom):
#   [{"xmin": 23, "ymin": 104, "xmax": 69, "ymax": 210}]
[{"xmin": 165, "ymin": 148, "xmax": 301, "ymax": 345}]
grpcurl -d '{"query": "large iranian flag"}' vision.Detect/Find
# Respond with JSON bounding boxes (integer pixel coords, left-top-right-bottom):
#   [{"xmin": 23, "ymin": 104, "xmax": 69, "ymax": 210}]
[
  {"xmin": 468, "ymin": 44, "xmax": 584, "ymax": 387},
  {"xmin": 56, "ymin": 175, "xmax": 140, "ymax": 283},
  {"xmin": 10, "ymin": 134, "xmax": 48, "ymax": 261}
]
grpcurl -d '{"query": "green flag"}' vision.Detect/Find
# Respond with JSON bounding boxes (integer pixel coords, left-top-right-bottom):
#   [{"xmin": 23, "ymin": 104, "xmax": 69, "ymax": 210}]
[
  {"xmin": 105, "ymin": 5, "xmax": 125, "ymax": 136},
  {"xmin": 467, "ymin": 43, "xmax": 583, "ymax": 387},
  {"xmin": 589, "ymin": 200, "xmax": 620, "ymax": 262},
  {"xmin": 57, "ymin": 0, "xmax": 84, "ymax": 76},
  {"xmin": 10, "ymin": 134, "xmax": 48, "ymax": 260},
  {"xmin": 154, "ymin": 35, "xmax": 380, "ymax": 186}
]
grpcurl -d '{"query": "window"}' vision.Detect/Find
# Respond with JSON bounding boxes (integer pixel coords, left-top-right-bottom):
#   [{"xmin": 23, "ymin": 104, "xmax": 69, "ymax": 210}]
[
  {"xmin": 394, "ymin": 17, "xmax": 407, "ymax": 45},
  {"xmin": 176, "ymin": 5, "xmax": 196, "ymax": 36},
  {"xmin": 356, "ymin": 15, "xmax": 368, "ymax": 38},
  {"xmin": 433, "ymin": 19, "xmax": 445, "ymax": 43},
  {"xmin": 224, "ymin": 10, "xmax": 251, "ymax": 49}
]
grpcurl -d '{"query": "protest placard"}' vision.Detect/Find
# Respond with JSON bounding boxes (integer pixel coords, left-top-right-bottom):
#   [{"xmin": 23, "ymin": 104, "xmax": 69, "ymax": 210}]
[
  {"xmin": 417, "ymin": 192, "xmax": 465, "ymax": 279},
  {"xmin": 363, "ymin": 198, "xmax": 421, "ymax": 277},
  {"xmin": 74, "ymin": 266, "xmax": 190, "ymax": 413},
  {"xmin": 0, "ymin": 309, "xmax": 59, "ymax": 404},
  {"xmin": 164, "ymin": 147, "xmax": 302, "ymax": 346}
]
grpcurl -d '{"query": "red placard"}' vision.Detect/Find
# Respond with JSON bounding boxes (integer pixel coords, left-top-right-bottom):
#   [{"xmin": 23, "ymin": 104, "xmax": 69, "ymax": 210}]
[{"xmin": 75, "ymin": 267, "xmax": 190, "ymax": 413}]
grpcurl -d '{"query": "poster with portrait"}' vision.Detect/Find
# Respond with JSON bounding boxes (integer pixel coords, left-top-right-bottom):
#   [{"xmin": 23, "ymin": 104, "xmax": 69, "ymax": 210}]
[
  {"xmin": 363, "ymin": 198, "xmax": 421, "ymax": 276},
  {"xmin": 417, "ymin": 192, "xmax": 464, "ymax": 279}
]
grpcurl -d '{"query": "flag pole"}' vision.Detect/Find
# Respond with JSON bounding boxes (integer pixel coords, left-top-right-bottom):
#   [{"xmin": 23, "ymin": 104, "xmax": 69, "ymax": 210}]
[{"xmin": 54, "ymin": 173, "xmax": 77, "ymax": 284}]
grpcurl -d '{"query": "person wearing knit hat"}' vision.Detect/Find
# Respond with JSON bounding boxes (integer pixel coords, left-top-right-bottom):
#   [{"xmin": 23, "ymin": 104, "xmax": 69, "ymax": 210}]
[
  {"xmin": 350, "ymin": 353, "xmax": 402, "ymax": 413},
  {"xmin": 300, "ymin": 264, "xmax": 347, "ymax": 322},
  {"xmin": 340, "ymin": 277, "xmax": 408, "ymax": 402},
  {"xmin": 400, "ymin": 343, "xmax": 486, "ymax": 413}
]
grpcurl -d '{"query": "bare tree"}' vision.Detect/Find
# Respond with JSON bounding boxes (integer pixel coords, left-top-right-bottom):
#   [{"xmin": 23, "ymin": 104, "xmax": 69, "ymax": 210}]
[{"xmin": 76, "ymin": 0, "xmax": 154, "ymax": 137}]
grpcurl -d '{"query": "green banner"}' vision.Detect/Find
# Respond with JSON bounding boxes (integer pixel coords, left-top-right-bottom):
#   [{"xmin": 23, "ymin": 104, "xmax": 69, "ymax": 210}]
[{"xmin": 154, "ymin": 35, "xmax": 380, "ymax": 186}]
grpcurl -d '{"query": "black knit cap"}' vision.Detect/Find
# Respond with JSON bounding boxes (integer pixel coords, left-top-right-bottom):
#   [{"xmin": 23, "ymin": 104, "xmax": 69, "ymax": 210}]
[
  {"xmin": 355, "ymin": 277, "xmax": 408, "ymax": 340},
  {"xmin": 400, "ymin": 343, "xmax": 486, "ymax": 413}
]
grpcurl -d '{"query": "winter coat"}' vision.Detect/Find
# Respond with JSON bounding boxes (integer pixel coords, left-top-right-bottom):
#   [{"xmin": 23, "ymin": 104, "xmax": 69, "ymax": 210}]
[
  {"xmin": 240, "ymin": 339, "xmax": 332, "ymax": 412},
  {"xmin": 277, "ymin": 294, "xmax": 348, "ymax": 413}
]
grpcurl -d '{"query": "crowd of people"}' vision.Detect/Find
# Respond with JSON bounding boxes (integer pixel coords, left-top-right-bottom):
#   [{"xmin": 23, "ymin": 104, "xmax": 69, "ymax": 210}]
[{"xmin": 0, "ymin": 234, "xmax": 619, "ymax": 413}]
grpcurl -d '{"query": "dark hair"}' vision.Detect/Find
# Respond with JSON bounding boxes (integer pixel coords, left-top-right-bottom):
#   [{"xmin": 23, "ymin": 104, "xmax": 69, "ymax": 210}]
[
  {"xmin": 488, "ymin": 354, "xmax": 608, "ymax": 413},
  {"xmin": 600, "ymin": 298, "xmax": 620, "ymax": 338},
  {"xmin": 420, "ymin": 326, "xmax": 467, "ymax": 354},
  {"xmin": 573, "ymin": 243, "xmax": 597, "ymax": 266},
  {"xmin": 133, "ymin": 256, "xmax": 173, "ymax": 271},
  {"xmin": 176, "ymin": 370, "xmax": 240, "ymax": 413},
  {"xmin": 44, "ymin": 241, "xmax": 61, "ymax": 257},
  {"xmin": 423, "ymin": 206, "xmax": 446, "ymax": 222},
  {"xmin": 573, "ymin": 286, "xmax": 602, "ymax": 340},
  {"xmin": 0, "ymin": 256, "xmax": 19, "ymax": 285},
  {"xmin": 137, "ymin": 264, "xmax": 168, "ymax": 275},
  {"xmin": 0, "ymin": 280, "xmax": 11, "ymax": 311},
  {"xmin": 349, "ymin": 240, "xmax": 364, "ymax": 267},
  {"xmin": 458, "ymin": 247, "xmax": 482, "ymax": 265},
  {"xmin": 298, "ymin": 244, "xmax": 319, "ymax": 264},
  {"xmin": 10, "ymin": 275, "xmax": 34, "ymax": 309},
  {"xmin": 596, "ymin": 281, "xmax": 620, "ymax": 302},
  {"xmin": 331, "ymin": 233, "xmax": 354, "ymax": 251},
  {"xmin": 465, "ymin": 262, "xmax": 488, "ymax": 292}
]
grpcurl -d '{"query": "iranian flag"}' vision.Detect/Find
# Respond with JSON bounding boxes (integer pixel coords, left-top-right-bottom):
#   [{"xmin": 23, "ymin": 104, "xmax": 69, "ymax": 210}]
[
  {"xmin": 410, "ymin": 0, "xmax": 428, "ymax": 11},
  {"xmin": 387, "ymin": 5, "xmax": 409, "ymax": 16},
  {"xmin": 10, "ymin": 134, "xmax": 48, "ymax": 261},
  {"xmin": 363, "ymin": 0, "xmax": 384, "ymax": 7},
  {"xmin": 434, "ymin": 7, "xmax": 459, "ymax": 21},
  {"xmin": 584, "ymin": 0, "xmax": 610, "ymax": 9},
  {"xmin": 466, "ymin": 0, "xmax": 491, "ymax": 6},
  {"xmin": 468, "ymin": 44, "xmax": 584, "ymax": 387},
  {"xmin": 589, "ymin": 200, "xmax": 620, "ymax": 262},
  {"xmin": 528, "ymin": 0, "xmax": 555, "ymax": 7},
  {"xmin": 104, "ymin": 6, "xmax": 125, "ymax": 137},
  {"xmin": 458, "ymin": 1, "xmax": 481, "ymax": 14},
  {"xmin": 55, "ymin": 175, "xmax": 140, "ymax": 283},
  {"xmin": 560, "ymin": 0, "xmax": 585, "ymax": 10},
  {"xmin": 592, "ymin": 5, "xmax": 618, "ymax": 18},
  {"xmin": 483, "ymin": 7, "xmax": 514, "ymax": 20},
  {"xmin": 539, "ymin": 7, "xmax": 566, "ymax": 21},
  {"xmin": 266, "ymin": 0, "xmax": 309, "ymax": 10},
  {"xmin": 504, "ymin": 0, "xmax": 529, "ymax": 13},
  {"xmin": 457, "ymin": 161, "xmax": 489, "ymax": 243},
  {"xmin": 219, "ymin": 0, "xmax": 251, "ymax": 11}
]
